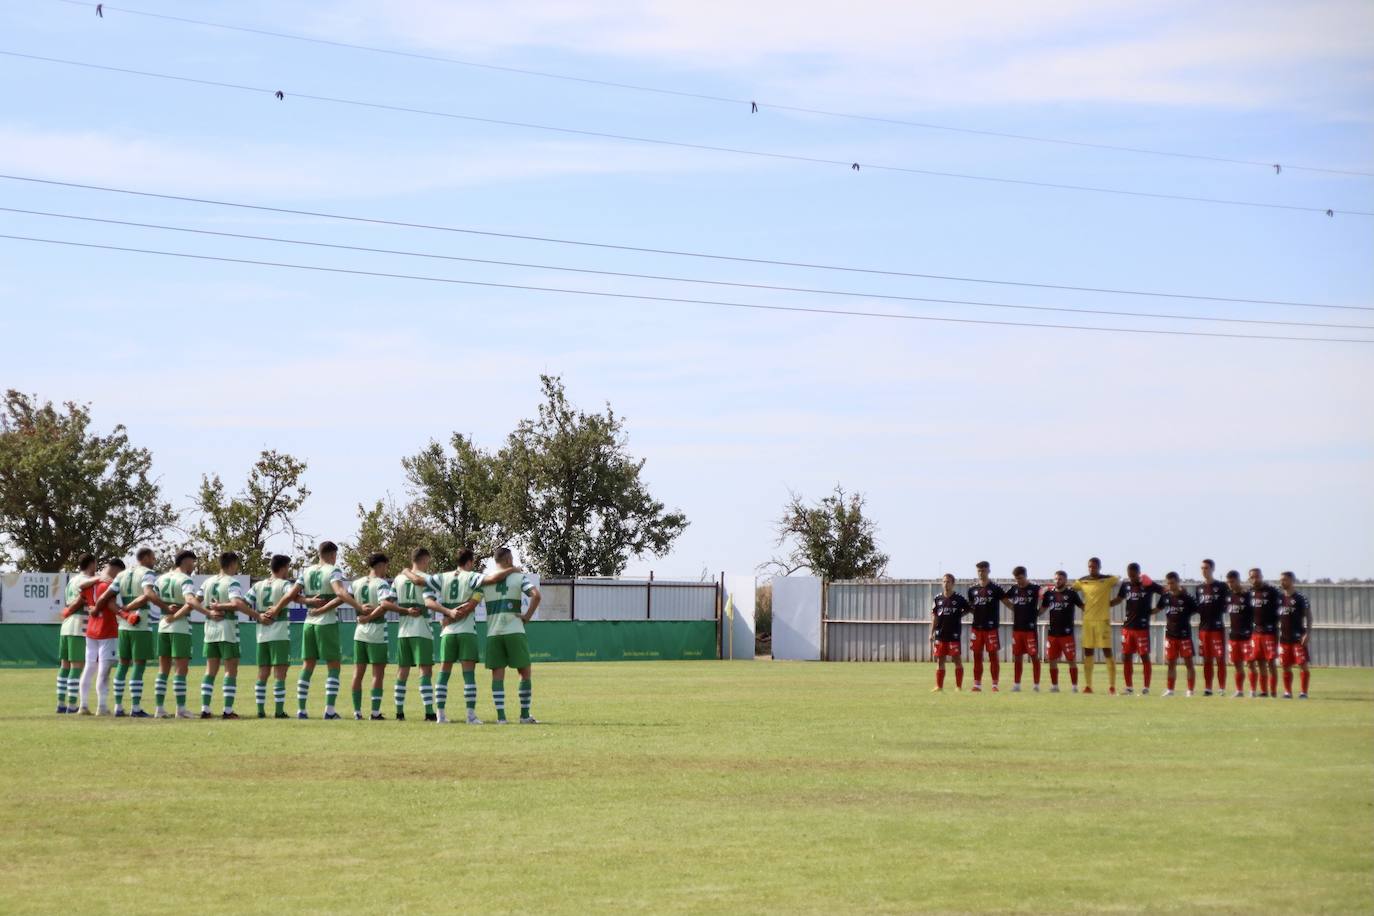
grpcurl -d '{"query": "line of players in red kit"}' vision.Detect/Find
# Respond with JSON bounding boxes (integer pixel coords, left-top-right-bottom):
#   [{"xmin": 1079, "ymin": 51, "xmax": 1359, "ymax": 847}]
[{"xmin": 928, "ymin": 561, "xmax": 1313, "ymax": 698}]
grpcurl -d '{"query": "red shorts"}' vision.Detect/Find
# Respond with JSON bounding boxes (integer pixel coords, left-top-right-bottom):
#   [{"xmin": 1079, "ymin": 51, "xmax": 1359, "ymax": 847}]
[
  {"xmin": 1120, "ymin": 627, "xmax": 1151, "ymax": 657},
  {"xmin": 1251, "ymin": 633, "xmax": 1278, "ymax": 662},
  {"xmin": 1165, "ymin": 637, "xmax": 1194, "ymax": 661},
  {"xmin": 970, "ymin": 629, "xmax": 1000, "ymax": 654},
  {"xmin": 932, "ymin": 640, "xmax": 961, "ymax": 659},
  {"xmin": 1045, "ymin": 635, "xmax": 1076, "ymax": 662},
  {"xmin": 1229, "ymin": 638, "xmax": 1255, "ymax": 664},
  {"xmin": 1197, "ymin": 630, "xmax": 1225, "ymax": 659},
  {"xmin": 1012, "ymin": 631, "xmax": 1038, "ymax": 657},
  {"xmin": 1279, "ymin": 642, "xmax": 1308, "ymax": 666}
]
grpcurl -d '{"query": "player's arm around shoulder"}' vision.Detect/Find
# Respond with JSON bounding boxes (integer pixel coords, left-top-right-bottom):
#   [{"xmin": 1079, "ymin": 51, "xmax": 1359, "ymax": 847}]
[{"xmin": 521, "ymin": 583, "xmax": 541, "ymax": 622}]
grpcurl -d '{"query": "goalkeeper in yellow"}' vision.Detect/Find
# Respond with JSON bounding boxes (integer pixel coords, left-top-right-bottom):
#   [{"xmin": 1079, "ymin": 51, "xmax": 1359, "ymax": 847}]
[{"xmin": 1073, "ymin": 557, "xmax": 1121, "ymax": 694}]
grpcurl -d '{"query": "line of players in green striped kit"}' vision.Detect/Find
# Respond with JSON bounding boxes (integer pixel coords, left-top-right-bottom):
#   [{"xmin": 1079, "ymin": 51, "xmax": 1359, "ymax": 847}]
[{"xmin": 82, "ymin": 540, "xmax": 541, "ymax": 723}]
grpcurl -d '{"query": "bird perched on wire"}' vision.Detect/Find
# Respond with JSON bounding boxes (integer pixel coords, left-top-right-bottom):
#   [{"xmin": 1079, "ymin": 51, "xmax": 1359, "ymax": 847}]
[
  {"xmin": 751, "ymin": 101, "xmax": 758, "ymax": 114},
  {"xmin": 851, "ymin": 163, "xmax": 860, "ymax": 171},
  {"xmin": 1326, "ymin": 209, "xmax": 1334, "ymax": 217},
  {"xmin": 274, "ymin": 90, "xmax": 284, "ymax": 100},
  {"xmin": 96, "ymin": 3, "xmax": 103, "ymax": 16},
  {"xmin": 1273, "ymin": 164, "xmax": 1282, "ymax": 175}
]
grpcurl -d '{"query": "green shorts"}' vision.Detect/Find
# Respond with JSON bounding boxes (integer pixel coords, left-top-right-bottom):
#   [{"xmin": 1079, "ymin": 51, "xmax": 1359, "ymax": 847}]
[
  {"xmin": 255, "ymin": 640, "xmax": 290, "ymax": 666},
  {"xmin": 397, "ymin": 636, "xmax": 434, "ymax": 667},
  {"xmin": 157, "ymin": 632, "xmax": 192, "ymax": 659},
  {"xmin": 484, "ymin": 633, "xmax": 531, "ymax": 671},
  {"xmin": 302, "ymin": 623, "xmax": 342, "ymax": 662},
  {"xmin": 118, "ymin": 629, "xmax": 155, "ymax": 662},
  {"xmin": 204, "ymin": 640, "xmax": 240, "ymax": 660},
  {"xmin": 354, "ymin": 640, "xmax": 388, "ymax": 665},
  {"xmin": 58, "ymin": 634, "xmax": 85, "ymax": 663},
  {"xmin": 440, "ymin": 632, "xmax": 480, "ymax": 664}
]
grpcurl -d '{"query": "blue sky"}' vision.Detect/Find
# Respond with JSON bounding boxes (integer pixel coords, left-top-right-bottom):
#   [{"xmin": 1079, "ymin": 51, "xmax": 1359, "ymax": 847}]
[{"xmin": 2, "ymin": 0, "xmax": 1372, "ymax": 579}]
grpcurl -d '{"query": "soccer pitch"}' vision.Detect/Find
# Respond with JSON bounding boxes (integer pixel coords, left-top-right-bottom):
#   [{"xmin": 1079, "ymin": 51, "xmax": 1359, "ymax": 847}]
[{"xmin": 1, "ymin": 663, "xmax": 1370, "ymax": 914}]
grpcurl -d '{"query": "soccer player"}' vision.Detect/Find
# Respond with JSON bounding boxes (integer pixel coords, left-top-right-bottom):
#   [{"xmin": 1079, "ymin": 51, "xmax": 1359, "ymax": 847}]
[
  {"xmin": 1194, "ymin": 559, "xmax": 1229, "ymax": 696},
  {"xmin": 154, "ymin": 550, "xmax": 206, "ymax": 719},
  {"xmin": 1224, "ymin": 570, "xmax": 1258, "ymax": 697},
  {"xmin": 1158, "ymin": 572, "xmax": 1199, "ymax": 697},
  {"xmin": 1006, "ymin": 566, "xmax": 1043, "ymax": 692},
  {"xmin": 393, "ymin": 548, "xmax": 439, "ymax": 722},
  {"xmin": 1072, "ymin": 557, "xmax": 1120, "ymax": 695},
  {"xmin": 351, "ymin": 552, "xmax": 400, "ymax": 721},
  {"xmin": 249, "ymin": 554, "xmax": 299, "ymax": 719},
  {"xmin": 1248, "ymin": 568, "xmax": 1283, "ymax": 698},
  {"xmin": 427, "ymin": 549, "xmax": 523, "ymax": 724},
  {"xmin": 1117, "ymin": 563, "xmax": 1163, "ymax": 696},
  {"xmin": 103, "ymin": 546, "xmax": 167, "ymax": 717},
  {"xmin": 483, "ymin": 547, "xmax": 542, "ymax": 722},
  {"xmin": 57, "ymin": 554, "xmax": 97, "ymax": 714},
  {"xmin": 967, "ymin": 561, "xmax": 1009, "ymax": 692},
  {"xmin": 297, "ymin": 541, "xmax": 364, "ymax": 720},
  {"xmin": 199, "ymin": 551, "xmax": 256, "ymax": 719},
  {"xmin": 929, "ymin": 573, "xmax": 970, "ymax": 693},
  {"xmin": 79, "ymin": 558, "xmax": 121, "ymax": 715},
  {"xmin": 1041, "ymin": 571, "xmax": 1082, "ymax": 692},
  {"xmin": 1277, "ymin": 571, "xmax": 1312, "ymax": 699}
]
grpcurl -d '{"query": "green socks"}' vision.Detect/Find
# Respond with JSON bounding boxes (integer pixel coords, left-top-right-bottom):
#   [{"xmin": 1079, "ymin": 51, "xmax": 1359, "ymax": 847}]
[
  {"xmin": 462, "ymin": 668, "xmax": 477, "ymax": 711},
  {"xmin": 172, "ymin": 674, "xmax": 187, "ymax": 709},
  {"xmin": 155, "ymin": 673, "xmax": 168, "ymax": 707},
  {"xmin": 130, "ymin": 662, "xmax": 146, "ymax": 710},
  {"xmin": 394, "ymin": 678, "xmax": 408, "ymax": 715},
  {"xmin": 370, "ymin": 687, "xmax": 382, "ymax": 715},
  {"xmin": 352, "ymin": 687, "xmax": 363, "ymax": 713},
  {"xmin": 492, "ymin": 678, "xmax": 506, "ymax": 721},
  {"xmin": 113, "ymin": 662, "xmax": 129, "ymax": 707},
  {"xmin": 519, "ymin": 678, "xmax": 532, "ymax": 719},
  {"xmin": 436, "ymin": 670, "xmax": 452, "ymax": 711},
  {"xmin": 274, "ymin": 678, "xmax": 286, "ymax": 715},
  {"xmin": 420, "ymin": 674, "xmax": 434, "ymax": 715},
  {"xmin": 297, "ymin": 667, "xmax": 314, "ymax": 712},
  {"xmin": 224, "ymin": 675, "xmax": 236, "ymax": 711},
  {"xmin": 201, "ymin": 674, "xmax": 215, "ymax": 709},
  {"xmin": 256, "ymin": 679, "xmax": 268, "ymax": 716}
]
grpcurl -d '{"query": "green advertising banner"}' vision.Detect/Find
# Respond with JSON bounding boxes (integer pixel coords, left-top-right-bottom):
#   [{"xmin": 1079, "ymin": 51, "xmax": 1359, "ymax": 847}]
[{"xmin": 0, "ymin": 620, "xmax": 718, "ymax": 668}]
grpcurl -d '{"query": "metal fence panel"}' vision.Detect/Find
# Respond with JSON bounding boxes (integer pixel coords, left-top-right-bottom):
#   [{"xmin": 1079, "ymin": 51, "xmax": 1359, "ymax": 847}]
[{"xmin": 536, "ymin": 579, "xmax": 717, "ymax": 622}]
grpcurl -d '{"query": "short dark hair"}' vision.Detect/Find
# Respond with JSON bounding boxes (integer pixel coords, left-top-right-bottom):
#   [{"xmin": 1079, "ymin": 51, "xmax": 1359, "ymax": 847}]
[
  {"xmin": 411, "ymin": 547, "xmax": 431, "ymax": 563},
  {"xmin": 1088, "ymin": 556, "xmax": 1101, "ymax": 565},
  {"xmin": 174, "ymin": 549, "xmax": 196, "ymax": 566},
  {"xmin": 1012, "ymin": 565, "xmax": 1027, "ymax": 577},
  {"xmin": 368, "ymin": 552, "xmax": 389, "ymax": 569},
  {"xmin": 1165, "ymin": 571, "xmax": 1180, "ymax": 582},
  {"xmin": 1127, "ymin": 562, "xmax": 1140, "ymax": 573},
  {"xmin": 270, "ymin": 554, "xmax": 291, "ymax": 574},
  {"xmin": 457, "ymin": 548, "xmax": 475, "ymax": 567},
  {"xmin": 975, "ymin": 560, "xmax": 990, "ymax": 570},
  {"xmin": 1249, "ymin": 567, "xmax": 1262, "ymax": 577},
  {"xmin": 495, "ymin": 546, "xmax": 513, "ymax": 564},
  {"xmin": 106, "ymin": 558, "xmax": 126, "ymax": 571},
  {"xmin": 319, "ymin": 541, "xmax": 338, "ymax": 556},
  {"xmin": 1055, "ymin": 570, "xmax": 1067, "ymax": 578},
  {"xmin": 941, "ymin": 572, "xmax": 955, "ymax": 581},
  {"xmin": 1281, "ymin": 570, "xmax": 1296, "ymax": 579},
  {"xmin": 1225, "ymin": 569, "xmax": 1241, "ymax": 579},
  {"xmin": 76, "ymin": 553, "xmax": 96, "ymax": 571},
  {"xmin": 136, "ymin": 547, "xmax": 155, "ymax": 563},
  {"xmin": 219, "ymin": 551, "xmax": 240, "ymax": 571},
  {"xmin": 1201, "ymin": 558, "xmax": 1215, "ymax": 568}
]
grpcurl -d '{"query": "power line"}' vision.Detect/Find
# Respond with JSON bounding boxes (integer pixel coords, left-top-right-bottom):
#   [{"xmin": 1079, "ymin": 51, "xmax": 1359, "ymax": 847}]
[
  {"xmin": 1, "ymin": 231, "xmax": 1369, "ymax": 344},
  {"xmin": 47, "ymin": 0, "xmax": 1374, "ymax": 179},
  {"xmin": 3, "ymin": 174, "xmax": 1367, "ymax": 314},
  {"xmin": 5, "ymin": 50, "xmax": 1370, "ymax": 219},
  {"xmin": 6, "ymin": 204, "xmax": 1370, "ymax": 332}
]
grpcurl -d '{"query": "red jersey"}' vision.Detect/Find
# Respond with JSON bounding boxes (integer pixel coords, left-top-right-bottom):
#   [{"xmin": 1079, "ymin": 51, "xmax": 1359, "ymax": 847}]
[{"xmin": 85, "ymin": 580, "xmax": 118, "ymax": 640}]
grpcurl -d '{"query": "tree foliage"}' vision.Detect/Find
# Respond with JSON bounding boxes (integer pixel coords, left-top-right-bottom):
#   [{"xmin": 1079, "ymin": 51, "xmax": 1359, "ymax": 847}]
[
  {"xmin": 399, "ymin": 434, "xmax": 505, "ymax": 568},
  {"xmin": 186, "ymin": 450, "xmax": 311, "ymax": 579},
  {"xmin": 496, "ymin": 375, "xmax": 688, "ymax": 577},
  {"xmin": 342, "ymin": 497, "xmax": 434, "ymax": 578},
  {"xmin": 0, "ymin": 390, "xmax": 176, "ymax": 570},
  {"xmin": 768, "ymin": 485, "xmax": 888, "ymax": 580}
]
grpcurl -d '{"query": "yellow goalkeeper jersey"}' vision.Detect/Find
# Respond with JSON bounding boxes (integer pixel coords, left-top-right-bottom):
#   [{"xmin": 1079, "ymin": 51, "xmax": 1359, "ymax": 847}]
[{"xmin": 1072, "ymin": 574, "xmax": 1120, "ymax": 623}]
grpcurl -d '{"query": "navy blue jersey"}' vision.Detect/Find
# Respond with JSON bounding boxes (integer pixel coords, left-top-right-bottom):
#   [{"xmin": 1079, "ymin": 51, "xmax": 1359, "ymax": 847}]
[
  {"xmin": 966, "ymin": 581, "xmax": 1006, "ymax": 631},
  {"xmin": 1250, "ymin": 584, "xmax": 1282, "ymax": 635},
  {"xmin": 1225, "ymin": 589, "xmax": 1253, "ymax": 639},
  {"xmin": 1007, "ymin": 584, "xmax": 1042, "ymax": 632},
  {"xmin": 1118, "ymin": 580, "xmax": 1165, "ymax": 630},
  {"xmin": 1193, "ymin": 580, "xmax": 1228, "ymax": 633},
  {"xmin": 1278, "ymin": 591, "xmax": 1310, "ymax": 644},
  {"xmin": 1041, "ymin": 587, "xmax": 1083, "ymax": 637},
  {"xmin": 1160, "ymin": 591, "xmax": 1199, "ymax": 639},
  {"xmin": 931, "ymin": 593, "xmax": 971, "ymax": 642}
]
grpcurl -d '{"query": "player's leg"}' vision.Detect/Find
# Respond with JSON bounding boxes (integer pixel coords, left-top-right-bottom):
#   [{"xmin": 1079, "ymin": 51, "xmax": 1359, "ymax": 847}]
[
  {"xmin": 1166, "ymin": 648, "xmax": 1178, "ymax": 694},
  {"xmin": 56, "ymin": 657, "xmax": 70, "ymax": 714},
  {"xmin": 201, "ymin": 652, "xmax": 221, "ymax": 717},
  {"xmin": 298, "ymin": 626, "xmax": 319, "ymax": 717},
  {"xmin": 933, "ymin": 652, "xmax": 946, "ymax": 692},
  {"xmin": 419, "ymin": 659, "xmax": 436, "ymax": 722},
  {"xmin": 461, "ymin": 659, "xmax": 481, "ymax": 723},
  {"xmin": 129, "ymin": 633, "xmax": 151, "ymax": 715},
  {"xmin": 113, "ymin": 630, "xmax": 131, "ymax": 714},
  {"xmin": 518, "ymin": 664, "xmax": 536, "ymax": 723},
  {"xmin": 1048, "ymin": 658, "xmax": 1059, "ymax": 690},
  {"xmin": 1082, "ymin": 646, "xmax": 1095, "ymax": 692},
  {"xmin": 78, "ymin": 635, "xmax": 100, "ymax": 713},
  {"xmin": 173, "ymin": 647, "xmax": 191, "ymax": 717},
  {"xmin": 1298, "ymin": 655, "xmax": 1310, "ymax": 698},
  {"xmin": 971, "ymin": 636, "xmax": 984, "ymax": 691},
  {"xmin": 273, "ymin": 658, "xmax": 290, "ymax": 718},
  {"xmin": 436, "ymin": 659, "xmax": 453, "ymax": 720},
  {"xmin": 351, "ymin": 659, "xmax": 367, "ymax": 719},
  {"xmin": 394, "ymin": 660, "xmax": 411, "ymax": 721},
  {"xmin": 222, "ymin": 654, "xmax": 240, "ymax": 718},
  {"xmin": 154, "ymin": 642, "xmax": 172, "ymax": 716},
  {"xmin": 255, "ymin": 643, "xmax": 271, "ymax": 719},
  {"xmin": 987, "ymin": 633, "xmax": 1000, "ymax": 691},
  {"xmin": 1184, "ymin": 655, "xmax": 1196, "ymax": 695},
  {"xmin": 1032, "ymin": 639, "xmax": 1043, "ymax": 690},
  {"xmin": 951, "ymin": 651, "xmax": 965, "ymax": 691},
  {"xmin": 369, "ymin": 662, "xmax": 386, "ymax": 719},
  {"xmin": 1121, "ymin": 632, "xmax": 1135, "ymax": 694},
  {"xmin": 67, "ymin": 637, "xmax": 85, "ymax": 712},
  {"xmin": 487, "ymin": 635, "xmax": 511, "ymax": 719}
]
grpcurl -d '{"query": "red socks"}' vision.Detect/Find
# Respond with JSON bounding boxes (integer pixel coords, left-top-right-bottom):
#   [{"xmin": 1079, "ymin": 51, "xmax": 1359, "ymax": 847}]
[
  {"xmin": 973, "ymin": 653, "xmax": 983, "ymax": 684},
  {"xmin": 955, "ymin": 667, "xmax": 964, "ymax": 689},
  {"xmin": 1033, "ymin": 659, "xmax": 1042, "ymax": 686},
  {"xmin": 1142, "ymin": 659, "xmax": 1152, "ymax": 688},
  {"xmin": 1301, "ymin": 670, "xmax": 1310, "ymax": 693},
  {"xmin": 1203, "ymin": 658, "xmax": 1214, "ymax": 690},
  {"xmin": 1187, "ymin": 670, "xmax": 1195, "ymax": 691},
  {"xmin": 1014, "ymin": 657, "xmax": 1023, "ymax": 684},
  {"xmin": 1168, "ymin": 671, "xmax": 1176, "ymax": 690},
  {"xmin": 936, "ymin": 669, "xmax": 945, "ymax": 689},
  {"xmin": 1123, "ymin": 658, "xmax": 1134, "ymax": 688},
  {"xmin": 1050, "ymin": 666, "xmax": 1059, "ymax": 686},
  {"xmin": 1283, "ymin": 670, "xmax": 1293, "ymax": 694},
  {"xmin": 1249, "ymin": 669, "xmax": 1258, "ymax": 692},
  {"xmin": 1069, "ymin": 665, "xmax": 1078, "ymax": 686}
]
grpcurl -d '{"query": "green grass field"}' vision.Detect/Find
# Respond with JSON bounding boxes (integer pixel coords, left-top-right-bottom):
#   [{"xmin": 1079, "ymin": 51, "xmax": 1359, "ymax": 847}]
[{"xmin": 0, "ymin": 662, "xmax": 1370, "ymax": 914}]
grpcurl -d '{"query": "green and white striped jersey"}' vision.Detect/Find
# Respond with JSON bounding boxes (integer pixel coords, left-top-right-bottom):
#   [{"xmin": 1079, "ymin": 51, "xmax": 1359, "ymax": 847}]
[
  {"xmin": 200, "ymin": 574, "xmax": 244, "ymax": 643},
  {"xmin": 392, "ymin": 571, "xmax": 437, "ymax": 640},
  {"xmin": 435, "ymin": 570, "xmax": 485, "ymax": 636},
  {"xmin": 113, "ymin": 565, "xmax": 157, "ymax": 631},
  {"xmin": 60, "ymin": 574, "xmax": 94, "ymax": 637},
  {"xmin": 249, "ymin": 577, "xmax": 294, "ymax": 643},
  {"xmin": 484, "ymin": 572, "xmax": 535, "ymax": 637},
  {"xmin": 155, "ymin": 570, "xmax": 197, "ymax": 635},
  {"xmin": 300, "ymin": 563, "xmax": 344, "ymax": 626},
  {"xmin": 352, "ymin": 575, "xmax": 396, "ymax": 644}
]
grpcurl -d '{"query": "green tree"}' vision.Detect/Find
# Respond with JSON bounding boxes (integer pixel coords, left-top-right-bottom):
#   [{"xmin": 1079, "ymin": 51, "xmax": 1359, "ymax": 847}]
[
  {"xmin": 0, "ymin": 390, "xmax": 177, "ymax": 570},
  {"xmin": 342, "ymin": 497, "xmax": 434, "ymax": 578},
  {"xmin": 399, "ymin": 433, "xmax": 505, "ymax": 568},
  {"xmin": 496, "ymin": 375, "xmax": 688, "ymax": 577},
  {"xmin": 186, "ymin": 450, "xmax": 311, "ymax": 579},
  {"xmin": 767, "ymin": 486, "xmax": 888, "ymax": 580}
]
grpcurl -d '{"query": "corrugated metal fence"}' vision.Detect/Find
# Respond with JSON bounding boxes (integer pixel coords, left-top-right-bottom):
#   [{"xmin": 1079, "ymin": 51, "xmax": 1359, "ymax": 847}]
[
  {"xmin": 536, "ymin": 577, "xmax": 718, "ymax": 622},
  {"xmin": 823, "ymin": 580, "xmax": 1374, "ymax": 666}
]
